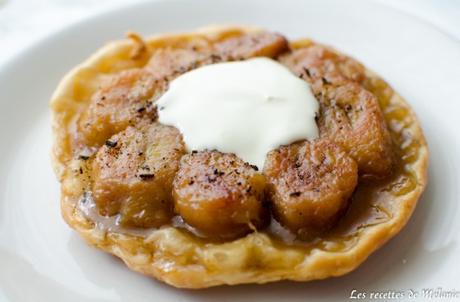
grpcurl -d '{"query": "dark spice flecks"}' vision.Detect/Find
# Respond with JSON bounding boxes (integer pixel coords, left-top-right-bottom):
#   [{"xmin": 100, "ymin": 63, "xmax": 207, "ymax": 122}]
[
  {"xmin": 105, "ymin": 140, "xmax": 118, "ymax": 148},
  {"xmin": 139, "ymin": 173, "xmax": 155, "ymax": 180}
]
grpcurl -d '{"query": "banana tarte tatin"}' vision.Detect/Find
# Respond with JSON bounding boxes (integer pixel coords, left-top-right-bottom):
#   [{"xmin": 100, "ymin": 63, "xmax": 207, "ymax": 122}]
[{"xmin": 50, "ymin": 26, "xmax": 428, "ymax": 288}]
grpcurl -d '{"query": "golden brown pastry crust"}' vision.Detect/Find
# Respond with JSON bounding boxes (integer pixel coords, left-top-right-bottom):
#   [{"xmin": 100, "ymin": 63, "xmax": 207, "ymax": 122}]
[{"xmin": 50, "ymin": 26, "xmax": 428, "ymax": 288}]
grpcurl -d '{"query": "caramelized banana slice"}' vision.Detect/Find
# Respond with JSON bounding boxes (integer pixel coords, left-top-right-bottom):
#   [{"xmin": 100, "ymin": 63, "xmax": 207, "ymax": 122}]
[
  {"xmin": 280, "ymin": 46, "xmax": 393, "ymax": 178},
  {"xmin": 215, "ymin": 32, "xmax": 288, "ymax": 60},
  {"xmin": 77, "ymin": 69, "xmax": 158, "ymax": 148},
  {"xmin": 264, "ymin": 139, "xmax": 358, "ymax": 239},
  {"xmin": 145, "ymin": 48, "xmax": 211, "ymax": 80},
  {"xmin": 76, "ymin": 48, "xmax": 211, "ymax": 148},
  {"xmin": 278, "ymin": 46, "xmax": 366, "ymax": 86},
  {"xmin": 318, "ymin": 83, "xmax": 393, "ymax": 177},
  {"xmin": 92, "ymin": 122, "xmax": 185, "ymax": 228},
  {"xmin": 173, "ymin": 151, "xmax": 267, "ymax": 239}
]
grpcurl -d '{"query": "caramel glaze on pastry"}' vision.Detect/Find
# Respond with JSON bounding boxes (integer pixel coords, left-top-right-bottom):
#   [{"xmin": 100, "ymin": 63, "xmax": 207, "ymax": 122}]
[{"xmin": 50, "ymin": 26, "xmax": 428, "ymax": 288}]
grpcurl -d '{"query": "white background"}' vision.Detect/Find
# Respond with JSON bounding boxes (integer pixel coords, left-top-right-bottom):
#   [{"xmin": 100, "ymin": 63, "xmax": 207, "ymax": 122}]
[
  {"xmin": 0, "ymin": 0, "xmax": 460, "ymax": 301},
  {"xmin": 0, "ymin": 0, "xmax": 459, "ymax": 67}
]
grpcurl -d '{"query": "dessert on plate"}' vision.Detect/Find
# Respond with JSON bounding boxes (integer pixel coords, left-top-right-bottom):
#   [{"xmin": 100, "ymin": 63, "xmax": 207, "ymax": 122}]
[{"xmin": 50, "ymin": 26, "xmax": 428, "ymax": 288}]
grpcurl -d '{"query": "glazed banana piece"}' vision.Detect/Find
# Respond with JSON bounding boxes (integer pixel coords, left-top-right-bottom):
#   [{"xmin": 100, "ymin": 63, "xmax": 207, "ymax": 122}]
[
  {"xmin": 92, "ymin": 122, "xmax": 185, "ymax": 228},
  {"xmin": 317, "ymin": 82, "xmax": 393, "ymax": 178},
  {"xmin": 173, "ymin": 151, "xmax": 267, "ymax": 239},
  {"xmin": 264, "ymin": 139, "xmax": 358, "ymax": 239}
]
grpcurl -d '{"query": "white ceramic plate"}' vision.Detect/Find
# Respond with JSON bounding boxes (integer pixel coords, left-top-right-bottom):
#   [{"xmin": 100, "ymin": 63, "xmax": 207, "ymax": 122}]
[{"xmin": 1, "ymin": 0, "xmax": 459, "ymax": 301}]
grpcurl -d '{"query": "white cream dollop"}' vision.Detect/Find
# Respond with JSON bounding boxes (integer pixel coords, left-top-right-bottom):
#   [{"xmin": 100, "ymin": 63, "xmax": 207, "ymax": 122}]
[{"xmin": 157, "ymin": 57, "xmax": 319, "ymax": 169}]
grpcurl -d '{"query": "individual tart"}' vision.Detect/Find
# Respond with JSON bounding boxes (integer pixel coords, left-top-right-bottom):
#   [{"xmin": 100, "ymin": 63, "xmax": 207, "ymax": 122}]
[{"xmin": 50, "ymin": 26, "xmax": 428, "ymax": 288}]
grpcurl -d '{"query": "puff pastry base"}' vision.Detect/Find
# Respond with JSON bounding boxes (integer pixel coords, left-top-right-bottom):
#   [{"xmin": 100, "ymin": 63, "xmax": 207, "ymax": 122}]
[{"xmin": 50, "ymin": 26, "xmax": 428, "ymax": 288}]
